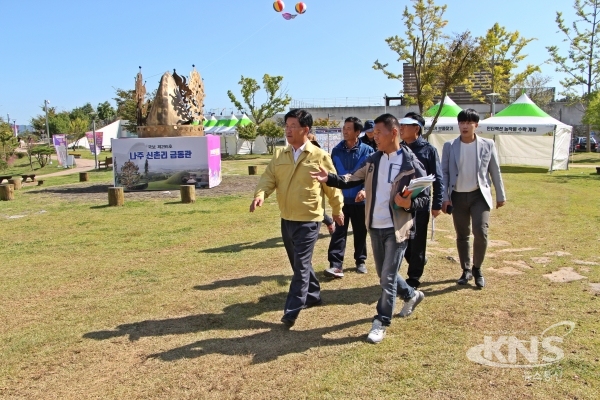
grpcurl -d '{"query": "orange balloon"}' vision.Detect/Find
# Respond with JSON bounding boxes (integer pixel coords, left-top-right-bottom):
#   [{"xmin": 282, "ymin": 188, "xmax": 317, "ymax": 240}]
[
  {"xmin": 295, "ymin": 2, "xmax": 306, "ymax": 14},
  {"xmin": 273, "ymin": 0, "xmax": 285, "ymax": 12}
]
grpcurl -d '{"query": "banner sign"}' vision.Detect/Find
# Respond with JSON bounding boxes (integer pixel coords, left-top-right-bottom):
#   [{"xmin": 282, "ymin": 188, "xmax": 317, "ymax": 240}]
[
  {"xmin": 477, "ymin": 124, "xmax": 555, "ymax": 135},
  {"xmin": 111, "ymin": 135, "xmax": 222, "ymax": 191},
  {"xmin": 85, "ymin": 131, "xmax": 103, "ymax": 154},
  {"xmin": 52, "ymin": 134, "xmax": 68, "ymax": 166}
]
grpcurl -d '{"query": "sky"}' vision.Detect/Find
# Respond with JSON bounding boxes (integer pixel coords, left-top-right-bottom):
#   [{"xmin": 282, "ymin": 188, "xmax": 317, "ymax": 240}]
[{"xmin": 0, "ymin": 0, "xmax": 580, "ymax": 125}]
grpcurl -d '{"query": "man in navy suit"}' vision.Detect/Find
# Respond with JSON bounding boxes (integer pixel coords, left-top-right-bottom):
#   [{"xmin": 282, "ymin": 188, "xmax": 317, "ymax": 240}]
[{"xmin": 441, "ymin": 109, "xmax": 506, "ymax": 288}]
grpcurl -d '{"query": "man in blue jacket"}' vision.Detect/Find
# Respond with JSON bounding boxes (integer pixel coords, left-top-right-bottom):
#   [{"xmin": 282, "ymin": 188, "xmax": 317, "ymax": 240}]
[
  {"xmin": 400, "ymin": 112, "xmax": 444, "ymax": 288},
  {"xmin": 324, "ymin": 117, "xmax": 375, "ymax": 278}
]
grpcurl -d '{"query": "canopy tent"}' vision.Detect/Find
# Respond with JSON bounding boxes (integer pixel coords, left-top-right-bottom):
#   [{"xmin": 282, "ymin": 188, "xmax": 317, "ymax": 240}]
[
  {"xmin": 424, "ymin": 96, "xmax": 463, "ymax": 150},
  {"xmin": 476, "ymin": 93, "xmax": 571, "ymax": 171},
  {"xmin": 212, "ymin": 114, "xmax": 239, "ymax": 135},
  {"xmin": 206, "ymin": 114, "xmax": 268, "ymax": 155},
  {"xmin": 203, "ymin": 115, "xmax": 218, "ymax": 131},
  {"xmin": 70, "ymin": 119, "xmax": 130, "ymax": 149}
]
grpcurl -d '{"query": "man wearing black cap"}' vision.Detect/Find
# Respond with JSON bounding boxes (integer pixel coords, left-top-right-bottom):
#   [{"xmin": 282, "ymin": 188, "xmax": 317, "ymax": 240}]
[
  {"xmin": 360, "ymin": 120, "xmax": 378, "ymax": 151},
  {"xmin": 399, "ymin": 112, "xmax": 444, "ymax": 288}
]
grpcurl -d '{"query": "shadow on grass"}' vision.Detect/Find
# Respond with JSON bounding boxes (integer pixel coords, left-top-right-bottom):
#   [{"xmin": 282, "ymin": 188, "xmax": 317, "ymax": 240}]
[
  {"xmin": 24, "ymin": 184, "xmax": 111, "ymax": 194},
  {"xmin": 83, "ymin": 280, "xmax": 380, "ymax": 362},
  {"xmin": 500, "ymin": 166, "xmax": 548, "ymax": 174},
  {"xmin": 198, "ymin": 234, "xmax": 332, "ymax": 253},
  {"xmin": 89, "ymin": 204, "xmax": 111, "ymax": 209},
  {"xmin": 194, "ymin": 274, "xmax": 290, "ymax": 290},
  {"xmin": 148, "ymin": 318, "xmax": 369, "ymax": 363}
]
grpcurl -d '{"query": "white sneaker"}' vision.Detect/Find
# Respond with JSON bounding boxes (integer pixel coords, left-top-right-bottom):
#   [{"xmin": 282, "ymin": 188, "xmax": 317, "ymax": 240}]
[
  {"xmin": 366, "ymin": 319, "xmax": 386, "ymax": 344},
  {"xmin": 324, "ymin": 267, "xmax": 344, "ymax": 278},
  {"xmin": 399, "ymin": 290, "xmax": 424, "ymax": 318}
]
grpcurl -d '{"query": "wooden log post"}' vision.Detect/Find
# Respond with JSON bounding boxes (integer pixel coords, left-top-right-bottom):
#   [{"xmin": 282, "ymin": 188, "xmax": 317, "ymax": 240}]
[
  {"xmin": 8, "ymin": 178, "xmax": 22, "ymax": 190},
  {"xmin": 79, "ymin": 172, "xmax": 89, "ymax": 182},
  {"xmin": 37, "ymin": 180, "xmax": 45, "ymax": 186},
  {"xmin": 180, "ymin": 185, "xmax": 196, "ymax": 203},
  {"xmin": 0, "ymin": 184, "xmax": 15, "ymax": 201},
  {"xmin": 108, "ymin": 187, "xmax": 124, "ymax": 206},
  {"xmin": 248, "ymin": 166, "xmax": 258, "ymax": 175}
]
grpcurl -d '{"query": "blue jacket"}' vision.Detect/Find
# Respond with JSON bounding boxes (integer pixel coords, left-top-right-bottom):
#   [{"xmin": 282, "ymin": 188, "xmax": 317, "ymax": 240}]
[
  {"xmin": 403, "ymin": 136, "xmax": 444, "ymax": 211},
  {"xmin": 331, "ymin": 140, "xmax": 375, "ymax": 204}
]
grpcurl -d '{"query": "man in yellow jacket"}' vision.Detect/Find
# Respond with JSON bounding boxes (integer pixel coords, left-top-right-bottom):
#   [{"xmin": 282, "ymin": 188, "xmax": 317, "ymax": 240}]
[{"xmin": 250, "ymin": 109, "xmax": 344, "ymax": 328}]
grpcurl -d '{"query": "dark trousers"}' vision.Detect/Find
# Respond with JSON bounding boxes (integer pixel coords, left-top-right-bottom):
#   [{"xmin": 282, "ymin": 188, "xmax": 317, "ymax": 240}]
[
  {"xmin": 451, "ymin": 190, "xmax": 490, "ymax": 271},
  {"xmin": 327, "ymin": 203, "xmax": 367, "ymax": 269},
  {"xmin": 404, "ymin": 209, "xmax": 431, "ymax": 280},
  {"xmin": 281, "ymin": 219, "xmax": 321, "ymax": 320}
]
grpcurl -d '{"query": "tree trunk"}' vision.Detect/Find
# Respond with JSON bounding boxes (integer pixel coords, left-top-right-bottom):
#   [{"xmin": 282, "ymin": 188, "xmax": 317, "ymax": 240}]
[
  {"xmin": 79, "ymin": 172, "xmax": 89, "ymax": 182},
  {"xmin": 180, "ymin": 185, "xmax": 196, "ymax": 203},
  {"xmin": 108, "ymin": 187, "xmax": 124, "ymax": 206},
  {"xmin": 0, "ymin": 184, "xmax": 14, "ymax": 201},
  {"xmin": 8, "ymin": 178, "xmax": 22, "ymax": 190},
  {"xmin": 248, "ymin": 166, "xmax": 258, "ymax": 175}
]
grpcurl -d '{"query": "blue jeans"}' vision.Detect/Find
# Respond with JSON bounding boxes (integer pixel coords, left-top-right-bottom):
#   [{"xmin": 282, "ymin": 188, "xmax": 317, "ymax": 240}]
[{"xmin": 369, "ymin": 228, "xmax": 414, "ymax": 326}]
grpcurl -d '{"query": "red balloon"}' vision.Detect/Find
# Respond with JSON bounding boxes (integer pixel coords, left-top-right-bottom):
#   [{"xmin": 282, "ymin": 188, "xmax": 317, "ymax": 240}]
[
  {"xmin": 295, "ymin": 2, "xmax": 306, "ymax": 14},
  {"xmin": 273, "ymin": 0, "xmax": 285, "ymax": 12}
]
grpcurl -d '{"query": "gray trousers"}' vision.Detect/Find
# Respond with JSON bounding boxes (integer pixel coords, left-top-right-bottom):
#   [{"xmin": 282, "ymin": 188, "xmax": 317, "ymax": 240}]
[{"xmin": 450, "ymin": 190, "xmax": 490, "ymax": 271}]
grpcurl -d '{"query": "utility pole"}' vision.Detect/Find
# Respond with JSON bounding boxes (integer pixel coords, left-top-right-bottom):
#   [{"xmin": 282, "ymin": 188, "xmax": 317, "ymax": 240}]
[{"xmin": 44, "ymin": 100, "xmax": 51, "ymax": 144}]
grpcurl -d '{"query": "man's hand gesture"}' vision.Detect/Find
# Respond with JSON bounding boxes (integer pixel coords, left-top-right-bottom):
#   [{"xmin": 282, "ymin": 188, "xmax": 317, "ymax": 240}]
[
  {"xmin": 310, "ymin": 166, "xmax": 329, "ymax": 183},
  {"xmin": 250, "ymin": 198, "xmax": 263, "ymax": 212}
]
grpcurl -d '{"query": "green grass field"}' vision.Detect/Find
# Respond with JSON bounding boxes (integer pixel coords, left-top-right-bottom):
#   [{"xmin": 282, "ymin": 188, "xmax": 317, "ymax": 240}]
[{"xmin": 1, "ymin": 162, "xmax": 599, "ymax": 399}]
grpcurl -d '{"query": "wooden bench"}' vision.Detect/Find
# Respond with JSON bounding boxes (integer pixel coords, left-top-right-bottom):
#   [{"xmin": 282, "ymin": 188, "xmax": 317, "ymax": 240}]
[
  {"xmin": 98, "ymin": 157, "xmax": 113, "ymax": 170},
  {"xmin": 0, "ymin": 175, "xmax": 12, "ymax": 184},
  {"xmin": 71, "ymin": 153, "xmax": 81, "ymax": 159},
  {"xmin": 101, "ymin": 146, "xmax": 111, "ymax": 152},
  {"xmin": 21, "ymin": 174, "xmax": 36, "ymax": 183}
]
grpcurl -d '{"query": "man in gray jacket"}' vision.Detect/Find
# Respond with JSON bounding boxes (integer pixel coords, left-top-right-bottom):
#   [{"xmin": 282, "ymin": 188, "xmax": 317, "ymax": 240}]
[{"xmin": 441, "ymin": 109, "xmax": 506, "ymax": 289}]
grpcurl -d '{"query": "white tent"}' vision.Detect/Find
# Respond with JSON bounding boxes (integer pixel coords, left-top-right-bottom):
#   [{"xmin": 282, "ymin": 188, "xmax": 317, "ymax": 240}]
[
  {"xmin": 476, "ymin": 94, "xmax": 571, "ymax": 171},
  {"xmin": 424, "ymin": 96, "xmax": 463, "ymax": 150},
  {"xmin": 71, "ymin": 119, "xmax": 130, "ymax": 149}
]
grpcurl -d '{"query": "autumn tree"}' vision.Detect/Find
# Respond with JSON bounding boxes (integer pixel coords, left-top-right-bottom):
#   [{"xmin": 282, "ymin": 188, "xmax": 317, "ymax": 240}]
[
  {"xmin": 547, "ymin": 0, "xmax": 600, "ymax": 151},
  {"xmin": 373, "ymin": 0, "xmax": 448, "ymax": 113},
  {"xmin": 257, "ymin": 120, "xmax": 284, "ymax": 155},
  {"xmin": 68, "ymin": 117, "xmax": 89, "ymax": 149},
  {"xmin": 469, "ymin": 23, "xmax": 539, "ymax": 112},
  {"xmin": 425, "ymin": 31, "xmax": 486, "ymax": 136},
  {"xmin": 0, "ymin": 118, "xmax": 18, "ymax": 163},
  {"xmin": 237, "ymin": 123, "xmax": 258, "ymax": 155},
  {"xmin": 227, "ymin": 74, "xmax": 292, "ymax": 126},
  {"xmin": 119, "ymin": 161, "xmax": 141, "ymax": 189}
]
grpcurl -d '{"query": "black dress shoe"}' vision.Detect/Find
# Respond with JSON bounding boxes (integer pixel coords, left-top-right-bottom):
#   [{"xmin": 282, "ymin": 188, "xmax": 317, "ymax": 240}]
[
  {"xmin": 406, "ymin": 278, "xmax": 421, "ymax": 289},
  {"xmin": 472, "ymin": 268, "xmax": 485, "ymax": 288},
  {"xmin": 457, "ymin": 269, "xmax": 473, "ymax": 285},
  {"xmin": 281, "ymin": 316, "xmax": 295, "ymax": 328}
]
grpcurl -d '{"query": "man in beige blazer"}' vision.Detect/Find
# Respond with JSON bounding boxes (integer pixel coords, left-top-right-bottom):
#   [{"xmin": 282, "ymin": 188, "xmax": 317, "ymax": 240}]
[{"xmin": 441, "ymin": 109, "xmax": 506, "ymax": 288}]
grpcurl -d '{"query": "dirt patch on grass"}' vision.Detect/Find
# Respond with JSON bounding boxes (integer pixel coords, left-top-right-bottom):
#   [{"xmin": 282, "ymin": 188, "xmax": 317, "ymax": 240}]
[
  {"xmin": 543, "ymin": 267, "xmax": 587, "ymax": 282},
  {"xmin": 503, "ymin": 260, "xmax": 532, "ymax": 269},
  {"xmin": 24, "ymin": 175, "xmax": 261, "ymax": 202},
  {"xmin": 531, "ymin": 257, "xmax": 552, "ymax": 264},
  {"xmin": 543, "ymin": 251, "xmax": 571, "ymax": 257}
]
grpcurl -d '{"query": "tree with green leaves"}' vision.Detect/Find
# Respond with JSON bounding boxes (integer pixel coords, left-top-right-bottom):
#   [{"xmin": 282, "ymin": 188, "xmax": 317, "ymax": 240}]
[
  {"xmin": 237, "ymin": 122, "xmax": 258, "ymax": 155},
  {"xmin": 0, "ymin": 118, "xmax": 18, "ymax": 163},
  {"xmin": 68, "ymin": 117, "xmax": 89, "ymax": 149},
  {"xmin": 114, "ymin": 88, "xmax": 138, "ymax": 133},
  {"xmin": 31, "ymin": 145, "xmax": 53, "ymax": 168},
  {"xmin": 97, "ymin": 101, "xmax": 116, "ymax": 122},
  {"xmin": 547, "ymin": 0, "xmax": 600, "ymax": 151},
  {"xmin": 425, "ymin": 31, "xmax": 486, "ymax": 136},
  {"xmin": 373, "ymin": 0, "xmax": 448, "ymax": 113},
  {"xmin": 472, "ymin": 23, "xmax": 539, "ymax": 111},
  {"xmin": 227, "ymin": 74, "xmax": 292, "ymax": 126},
  {"xmin": 257, "ymin": 120, "xmax": 284, "ymax": 155}
]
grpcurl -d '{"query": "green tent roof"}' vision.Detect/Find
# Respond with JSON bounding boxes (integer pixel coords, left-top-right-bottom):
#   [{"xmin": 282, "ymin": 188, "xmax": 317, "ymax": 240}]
[
  {"xmin": 237, "ymin": 114, "xmax": 253, "ymax": 127},
  {"xmin": 424, "ymin": 96, "xmax": 462, "ymax": 117},
  {"xmin": 204, "ymin": 115, "xmax": 218, "ymax": 128},
  {"xmin": 494, "ymin": 93, "xmax": 550, "ymax": 117}
]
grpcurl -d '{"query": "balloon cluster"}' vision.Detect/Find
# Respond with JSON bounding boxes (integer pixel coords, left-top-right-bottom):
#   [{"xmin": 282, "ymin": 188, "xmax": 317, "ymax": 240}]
[{"xmin": 272, "ymin": 1, "xmax": 307, "ymax": 20}]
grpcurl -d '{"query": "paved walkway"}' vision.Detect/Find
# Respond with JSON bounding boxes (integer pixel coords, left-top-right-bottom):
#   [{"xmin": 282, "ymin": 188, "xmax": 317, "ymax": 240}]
[{"xmin": 36, "ymin": 158, "xmax": 97, "ymax": 178}]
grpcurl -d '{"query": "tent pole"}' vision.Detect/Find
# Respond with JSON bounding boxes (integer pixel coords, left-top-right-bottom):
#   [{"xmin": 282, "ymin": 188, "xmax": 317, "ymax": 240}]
[{"xmin": 550, "ymin": 125, "xmax": 557, "ymax": 172}]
